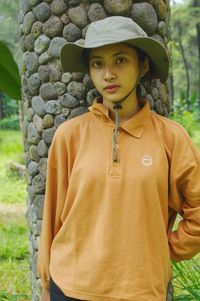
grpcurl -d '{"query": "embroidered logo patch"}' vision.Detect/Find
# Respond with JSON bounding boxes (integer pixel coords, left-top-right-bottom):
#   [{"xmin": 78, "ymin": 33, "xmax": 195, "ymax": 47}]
[{"xmin": 141, "ymin": 155, "xmax": 153, "ymax": 166}]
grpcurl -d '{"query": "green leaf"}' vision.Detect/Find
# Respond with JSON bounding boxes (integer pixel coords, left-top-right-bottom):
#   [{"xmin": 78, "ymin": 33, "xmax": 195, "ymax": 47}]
[
  {"xmin": 0, "ymin": 40, "xmax": 21, "ymax": 100},
  {"xmin": 172, "ymin": 257, "xmax": 200, "ymax": 300}
]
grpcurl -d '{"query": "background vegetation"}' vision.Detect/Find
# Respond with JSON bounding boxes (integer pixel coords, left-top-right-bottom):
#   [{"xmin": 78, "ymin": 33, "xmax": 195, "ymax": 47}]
[
  {"xmin": 170, "ymin": 0, "xmax": 199, "ymax": 111},
  {"xmin": 0, "ymin": 0, "xmax": 199, "ymax": 300},
  {"xmin": 0, "ymin": 130, "xmax": 30, "ymax": 301}
]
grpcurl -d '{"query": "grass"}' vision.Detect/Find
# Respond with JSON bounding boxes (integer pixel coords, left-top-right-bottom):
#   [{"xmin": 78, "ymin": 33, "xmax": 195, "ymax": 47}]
[
  {"xmin": 0, "ymin": 213, "xmax": 31, "ymax": 301},
  {"xmin": 0, "ymin": 222, "xmax": 31, "ymax": 301},
  {"xmin": 0, "ymin": 130, "xmax": 31, "ymax": 300},
  {"xmin": 0, "ymin": 130, "xmax": 24, "ymax": 158},
  {"xmin": 0, "ymin": 222, "xmax": 29, "ymax": 260},
  {"xmin": 0, "ymin": 130, "xmax": 26, "ymax": 204}
]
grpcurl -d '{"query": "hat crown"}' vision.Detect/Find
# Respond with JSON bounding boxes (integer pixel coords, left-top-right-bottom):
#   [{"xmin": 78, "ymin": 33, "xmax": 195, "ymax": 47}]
[
  {"xmin": 85, "ymin": 16, "xmax": 147, "ymax": 48},
  {"xmin": 60, "ymin": 16, "xmax": 169, "ymax": 82}
]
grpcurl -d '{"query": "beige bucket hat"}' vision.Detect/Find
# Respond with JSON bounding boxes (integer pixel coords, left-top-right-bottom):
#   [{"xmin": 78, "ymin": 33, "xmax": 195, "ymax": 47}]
[{"xmin": 60, "ymin": 16, "xmax": 169, "ymax": 82}]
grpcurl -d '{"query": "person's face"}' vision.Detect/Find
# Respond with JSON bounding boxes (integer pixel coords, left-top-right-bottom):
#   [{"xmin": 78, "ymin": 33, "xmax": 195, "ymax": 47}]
[{"xmin": 88, "ymin": 43, "xmax": 149, "ymax": 104}]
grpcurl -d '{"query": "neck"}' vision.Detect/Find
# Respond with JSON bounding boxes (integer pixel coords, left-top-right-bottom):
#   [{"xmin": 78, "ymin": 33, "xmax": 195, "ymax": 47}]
[{"xmin": 103, "ymin": 91, "xmax": 141, "ymax": 124}]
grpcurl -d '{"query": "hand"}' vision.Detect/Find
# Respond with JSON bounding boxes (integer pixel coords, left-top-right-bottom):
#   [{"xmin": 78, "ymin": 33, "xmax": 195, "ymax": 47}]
[{"xmin": 41, "ymin": 288, "xmax": 50, "ymax": 301}]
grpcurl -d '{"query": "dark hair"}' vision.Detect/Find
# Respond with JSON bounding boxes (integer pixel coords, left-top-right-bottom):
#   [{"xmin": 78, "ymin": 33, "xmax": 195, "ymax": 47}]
[
  {"xmin": 82, "ymin": 49, "xmax": 90, "ymax": 73},
  {"xmin": 133, "ymin": 47, "xmax": 146, "ymax": 65}
]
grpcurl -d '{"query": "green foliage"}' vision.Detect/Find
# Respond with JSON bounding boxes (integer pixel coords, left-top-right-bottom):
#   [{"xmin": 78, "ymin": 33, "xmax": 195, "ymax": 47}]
[
  {"xmin": 173, "ymin": 257, "xmax": 200, "ymax": 301},
  {"xmin": 171, "ymin": 93, "xmax": 200, "ymax": 137},
  {"xmin": 0, "ymin": 93, "xmax": 20, "ymax": 129},
  {"xmin": 0, "ymin": 0, "xmax": 20, "ymax": 62},
  {"xmin": 0, "ymin": 223, "xmax": 30, "ymax": 301},
  {"xmin": 0, "ymin": 173, "xmax": 26, "ymax": 204},
  {"xmin": 192, "ymin": 129, "xmax": 200, "ymax": 149},
  {"xmin": 0, "ymin": 130, "xmax": 26, "ymax": 204},
  {"xmin": 0, "ymin": 128, "xmax": 29, "ymax": 298},
  {"xmin": 170, "ymin": 1, "xmax": 199, "ymax": 105},
  {"xmin": 0, "ymin": 224, "xmax": 29, "ymax": 260},
  {"xmin": 0, "ymin": 130, "xmax": 24, "ymax": 160},
  {"xmin": 170, "ymin": 110, "xmax": 198, "ymax": 136},
  {"xmin": 0, "ymin": 115, "xmax": 20, "ymax": 130},
  {"xmin": 2, "ymin": 93, "xmax": 19, "ymax": 117},
  {"xmin": 0, "ymin": 292, "xmax": 30, "ymax": 301},
  {"xmin": 0, "ymin": 2, "xmax": 21, "ymax": 102},
  {"xmin": 173, "ymin": 92, "xmax": 199, "ymax": 113},
  {"xmin": 0, "ymin": 41, "xmax": 21, "ymax": 100}
]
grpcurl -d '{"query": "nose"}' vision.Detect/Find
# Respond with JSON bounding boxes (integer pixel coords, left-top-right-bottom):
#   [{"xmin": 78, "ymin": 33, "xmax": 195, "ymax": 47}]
[{"xmin": 104, "ymin": 65, "xmax": 116, "ymax": 81}]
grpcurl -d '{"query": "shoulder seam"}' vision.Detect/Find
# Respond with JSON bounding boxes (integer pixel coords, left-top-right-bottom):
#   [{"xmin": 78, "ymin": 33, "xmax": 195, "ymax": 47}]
[{"xmin": 152, "ymin": 112, "xmax": 200, "ymax": 162}]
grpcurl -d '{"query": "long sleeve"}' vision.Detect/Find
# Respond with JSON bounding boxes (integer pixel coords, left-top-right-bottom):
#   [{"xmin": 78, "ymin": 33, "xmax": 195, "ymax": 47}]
[
  {"xmin": 37, "ymin": 128, "xmax": 68, "ymax": 289},
  {"xmin": 168, "ymin": 129, "xmax": 200, "ymax": 262}
]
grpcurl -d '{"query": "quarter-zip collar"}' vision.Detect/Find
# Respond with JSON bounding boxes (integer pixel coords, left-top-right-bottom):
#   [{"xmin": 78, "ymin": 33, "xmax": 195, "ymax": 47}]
[{"xmin": 89, "ymin": 97, "xmax": 151, "ymax": 139}]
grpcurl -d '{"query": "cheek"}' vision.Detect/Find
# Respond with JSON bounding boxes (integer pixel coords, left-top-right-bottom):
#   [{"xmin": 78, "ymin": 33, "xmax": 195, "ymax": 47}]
[
  {"xmin": 90, "ymin": 70, "xmax": 102, "ymax": 88},
  {"xmin": 120, "ymin": 67, "xmax": 138, "ymax": 85}
]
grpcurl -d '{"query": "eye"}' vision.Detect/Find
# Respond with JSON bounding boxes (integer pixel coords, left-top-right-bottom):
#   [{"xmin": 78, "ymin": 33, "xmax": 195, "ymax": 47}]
[
  {"xmin": 116, "ymin": 57, "xmax": 127, "ymax": 64},
  {"xmin": 91, "ymin": 60, "xmax": 102, "ymax": 68}
]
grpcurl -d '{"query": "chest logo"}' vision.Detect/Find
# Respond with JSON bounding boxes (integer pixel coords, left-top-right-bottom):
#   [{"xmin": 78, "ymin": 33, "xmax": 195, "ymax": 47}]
[{"xmin": 141, "ymin": 155, "xmax": 153, "ymax": 166}]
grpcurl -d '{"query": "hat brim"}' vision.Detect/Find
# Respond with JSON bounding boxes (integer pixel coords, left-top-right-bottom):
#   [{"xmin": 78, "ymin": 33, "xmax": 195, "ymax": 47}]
[{"xmin": 60, "ymin": 37, "xmax": 169, "ymax": 82}]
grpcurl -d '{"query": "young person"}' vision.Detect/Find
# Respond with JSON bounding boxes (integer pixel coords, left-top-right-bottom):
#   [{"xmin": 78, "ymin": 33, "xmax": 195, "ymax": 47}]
[{"xmin": 37, "ymin": 16, "xmax": 200, "ymax": 301}]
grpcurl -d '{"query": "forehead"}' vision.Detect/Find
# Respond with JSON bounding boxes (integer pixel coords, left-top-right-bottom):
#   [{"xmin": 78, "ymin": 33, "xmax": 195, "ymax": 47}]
[{"xmin": 89, "ymin": 43, "xmax": 137, "ymax": 58}]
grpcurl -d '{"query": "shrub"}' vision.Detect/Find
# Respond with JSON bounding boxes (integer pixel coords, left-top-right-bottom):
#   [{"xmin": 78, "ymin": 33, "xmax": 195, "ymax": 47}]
[
  {"xmin": 173, "ymin": 257, "xmax": 200, "ymax": 300},
  {"xmin": 170, "ymin": 111, "xmax": 199, "ymax": 137},
  {"xmin": 2, "ymin": 94, "xmax": 19, "ymax": 117},
  {"xmin": 0, "ymin": 115, "xmax": 20, "ymax": 130}
]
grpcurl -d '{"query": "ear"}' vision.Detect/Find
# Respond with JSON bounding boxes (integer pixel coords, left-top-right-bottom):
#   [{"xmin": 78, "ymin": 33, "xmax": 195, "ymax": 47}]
[{"xmin": 141, "ymin": 56, "xmax": 150, "ymax": 77}]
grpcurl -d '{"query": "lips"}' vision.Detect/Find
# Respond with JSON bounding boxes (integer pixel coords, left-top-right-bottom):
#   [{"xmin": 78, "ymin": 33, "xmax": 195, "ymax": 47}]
[{"xmin": 104, "ymin": 85, "xmax": 120, "ymax": 92}]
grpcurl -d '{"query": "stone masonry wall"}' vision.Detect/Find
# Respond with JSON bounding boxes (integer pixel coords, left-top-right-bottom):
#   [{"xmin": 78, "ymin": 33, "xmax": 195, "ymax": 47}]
[{"xmin": 18, "ymin": 0, "xmax": 173, "ymax": 300}]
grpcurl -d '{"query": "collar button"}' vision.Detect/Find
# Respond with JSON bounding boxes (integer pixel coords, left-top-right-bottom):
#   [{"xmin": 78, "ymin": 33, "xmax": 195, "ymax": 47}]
[{"xmin": 112, "ymin": 161, "xmax": 120, "ymax": 167}]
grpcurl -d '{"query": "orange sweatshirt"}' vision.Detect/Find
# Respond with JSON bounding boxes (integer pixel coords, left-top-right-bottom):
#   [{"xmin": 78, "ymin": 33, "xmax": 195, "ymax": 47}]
[{"xmin": 37, "ymin": 99, "xmax": 200, "ymax": 301}]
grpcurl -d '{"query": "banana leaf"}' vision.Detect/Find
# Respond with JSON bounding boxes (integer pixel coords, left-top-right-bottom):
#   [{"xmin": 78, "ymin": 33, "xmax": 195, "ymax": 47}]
[{"xmin": 0, "ymin": 41, "xmax": 21, "ymax": 100}]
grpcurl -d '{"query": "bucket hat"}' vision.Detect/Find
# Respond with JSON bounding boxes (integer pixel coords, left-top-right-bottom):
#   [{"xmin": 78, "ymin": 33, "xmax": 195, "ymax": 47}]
[{"xmin": 60, "ymin": 16, "xmax": 169, "ymax": 82}]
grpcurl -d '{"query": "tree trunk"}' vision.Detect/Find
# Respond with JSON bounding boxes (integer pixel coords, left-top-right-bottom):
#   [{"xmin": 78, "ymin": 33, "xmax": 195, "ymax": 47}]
[
  {"xmin": 169, "ymin": 71, "xmax": 174, "ymax": 109},
  {"xmin": 169, "ymin": 28, "xmax": 174, "ymax": 107},
  {"xmin": 196, "ymin": 22, "xmax": 200, "ymax": 107},
  {"xmin": 177, "ymin": 22, "xmax": 190, "ymax": 110},
  {"xmin": 191, "ymin": 0, "xmax": 200, "ymax": 107},
  {"xmin": 18, "ymin": 1, "xmax": 173, "ymax": 300}
]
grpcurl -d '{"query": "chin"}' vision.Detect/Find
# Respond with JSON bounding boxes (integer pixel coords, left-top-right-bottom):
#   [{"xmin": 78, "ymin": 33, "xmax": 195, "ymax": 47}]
[{"xmin": 102, "ymin": 93, "xmax": 124, "ymax": 102}]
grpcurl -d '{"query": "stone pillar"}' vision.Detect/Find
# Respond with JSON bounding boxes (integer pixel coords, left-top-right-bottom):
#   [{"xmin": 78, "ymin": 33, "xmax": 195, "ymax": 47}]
[{"xmin": 18, "ymin": 1, "xmax": 173, "ymax": 300}]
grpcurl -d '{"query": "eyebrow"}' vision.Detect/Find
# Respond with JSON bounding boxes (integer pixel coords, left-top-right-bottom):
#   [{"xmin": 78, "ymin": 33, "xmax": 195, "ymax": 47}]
[{"xmin": 90, "ymin": 52, "xmax": 129, "ymax": 60}]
